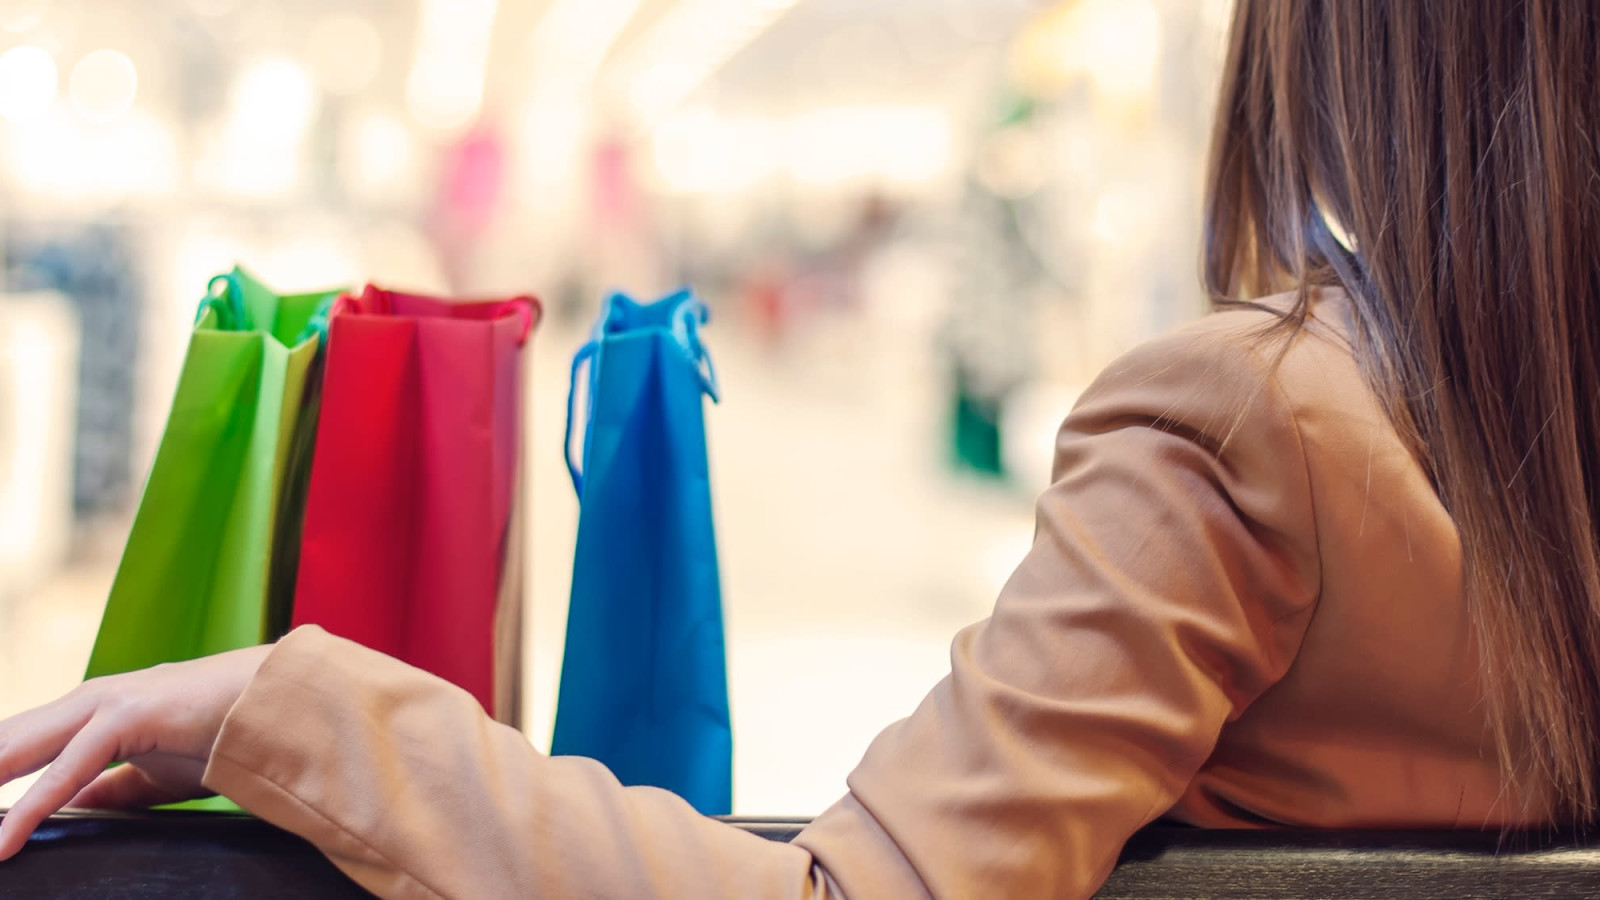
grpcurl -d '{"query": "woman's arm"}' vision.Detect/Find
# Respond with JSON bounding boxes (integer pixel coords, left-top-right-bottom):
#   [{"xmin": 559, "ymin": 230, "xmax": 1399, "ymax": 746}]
[
  {"xmin": 202, "ymin": 315, "xmax": 1323, "ymax": 899},
  {"xmin": 793, "ymin": 318, "xmax": 1324, "ymax": 896},
  {"xmin": 0, "ymin": 312, "xmax": 1322, "ymax": 899},
  {"xmin": 204, "ymin": 625, "xmax": 824, "ymax": 899}
]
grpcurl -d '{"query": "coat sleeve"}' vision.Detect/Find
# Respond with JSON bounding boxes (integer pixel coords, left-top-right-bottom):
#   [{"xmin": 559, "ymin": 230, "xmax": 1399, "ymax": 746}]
[{"xmin": 202, "ymin": 319, "xmax": 1322, "ymax": 900}]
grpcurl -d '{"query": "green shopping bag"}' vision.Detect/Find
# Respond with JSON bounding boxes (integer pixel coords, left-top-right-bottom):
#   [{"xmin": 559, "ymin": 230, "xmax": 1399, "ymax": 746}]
[{"xmin": 87, "ymin": 267, "xmax": 340, "ymax": 680}]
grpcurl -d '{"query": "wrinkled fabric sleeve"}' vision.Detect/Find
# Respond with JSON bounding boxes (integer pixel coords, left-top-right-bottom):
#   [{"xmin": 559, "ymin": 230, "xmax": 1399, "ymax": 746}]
[
  {"xmin": 794, "ymin": 323, "xmax": 1322, "ymax": 896},
  {"xmin": 203, "ymin": 321, "xmax": 1321, "ymax": 899}
]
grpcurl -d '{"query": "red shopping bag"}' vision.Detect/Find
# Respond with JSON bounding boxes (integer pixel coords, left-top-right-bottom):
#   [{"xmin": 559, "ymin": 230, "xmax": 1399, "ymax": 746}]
[{"xmin": 292, "ymin": 285, "xmax": 539, "ymax": 725}]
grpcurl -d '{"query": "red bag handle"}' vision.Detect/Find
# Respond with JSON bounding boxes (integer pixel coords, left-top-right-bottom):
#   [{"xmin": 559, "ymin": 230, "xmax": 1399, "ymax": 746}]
[
  {"xmin": 329, "ymin": 289, "xmax": 541, "ymax": 346},
  {"xmin": 496, "ymin": 295, "xmax": 540, "ymax": 346}
]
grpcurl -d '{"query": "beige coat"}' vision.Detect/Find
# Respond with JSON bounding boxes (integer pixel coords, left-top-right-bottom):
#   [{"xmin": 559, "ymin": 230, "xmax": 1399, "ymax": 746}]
[{"xmin": 202, "ymin": 289, "xmax": 1525, "ymax": 899}]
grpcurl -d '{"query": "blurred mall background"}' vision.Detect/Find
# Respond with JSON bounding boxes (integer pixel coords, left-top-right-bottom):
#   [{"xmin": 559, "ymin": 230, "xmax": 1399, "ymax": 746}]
[{"xmin": 0, "ymin": 0, "xmax": 1232, "ymax": 813}]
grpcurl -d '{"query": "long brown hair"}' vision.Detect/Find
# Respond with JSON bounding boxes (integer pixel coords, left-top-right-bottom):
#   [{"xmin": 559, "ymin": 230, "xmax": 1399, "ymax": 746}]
[{"xmin": 1204, "ymin": 0, "xmax": 1600, "ymax": 826}]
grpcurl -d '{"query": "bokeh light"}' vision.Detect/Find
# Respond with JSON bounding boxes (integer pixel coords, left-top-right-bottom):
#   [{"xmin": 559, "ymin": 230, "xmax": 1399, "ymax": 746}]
[
  {"xmin": 68, "ymin": 49, "xmax": 138, "ymax": 124},
  {"xmin": 406, "ymin": 0, "xmax": 498, "ymax": 131},
  {"xmin": 232, "ymin": 57, "xmax": 318, "ymax": 138},
  {"xmin": 0, "ymin": 0, "xmax": 52, "ymax": 34},
  {"xmin": 0, "ymin": 45, "xmax": 58, "ymax": 122},
  {"xmin": 305, "ymin": 14, "xmax": 382, "ymax": 97},
  {"xmin": 341, "ymin": 108, "xmax": 417, "ymax": 202}
]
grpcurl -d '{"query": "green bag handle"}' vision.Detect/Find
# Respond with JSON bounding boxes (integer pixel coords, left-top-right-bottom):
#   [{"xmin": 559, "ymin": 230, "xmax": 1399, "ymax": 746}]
[
  {"xmin": 194, "ymin": 269, "xmax": 335, "ymax": 346},
  {"xmin": 196, "ymin": 271, "xmax": 247, "ymax": 331},
  {"xmin": 296, "ymin": 295, "xmax": 335, "ymax": 346}
]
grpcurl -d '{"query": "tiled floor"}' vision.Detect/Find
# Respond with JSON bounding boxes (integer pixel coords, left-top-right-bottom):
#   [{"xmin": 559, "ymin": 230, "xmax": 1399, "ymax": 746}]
[{"xmin": 0, "ymin": 314, "xmax": 1044, "ymax": 816}]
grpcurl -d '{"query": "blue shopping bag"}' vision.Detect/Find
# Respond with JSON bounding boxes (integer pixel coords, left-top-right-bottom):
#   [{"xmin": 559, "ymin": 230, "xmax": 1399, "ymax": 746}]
[{"xmin": 552, "ymin": 288, "xmax": 732, "ymax": 815}]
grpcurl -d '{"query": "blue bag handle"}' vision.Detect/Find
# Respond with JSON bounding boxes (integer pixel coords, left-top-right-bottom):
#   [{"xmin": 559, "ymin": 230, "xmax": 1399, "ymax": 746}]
[
  {"xmin": 564, "ymin": 291, "xmax": 720, "ymax": 495},
  {"xmin": 564, "ymin": 339, "xmax": 600, "ymax": 494},
  {"xmin": 671, "ymin": 293, "xmax": 721, "ymax": 403}
]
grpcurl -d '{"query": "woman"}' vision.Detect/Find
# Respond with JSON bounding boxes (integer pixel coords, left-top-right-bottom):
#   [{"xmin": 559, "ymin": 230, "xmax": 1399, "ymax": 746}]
[{"xmin": 4, "ymin": 1, "xmax": 1597, "ymax": 896}]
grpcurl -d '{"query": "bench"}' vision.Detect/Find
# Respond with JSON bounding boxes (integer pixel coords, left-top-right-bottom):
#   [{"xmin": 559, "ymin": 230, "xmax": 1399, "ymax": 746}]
[{"xmin": 3, "ymin": 810, "xmax": 1595, "ymax": 898}]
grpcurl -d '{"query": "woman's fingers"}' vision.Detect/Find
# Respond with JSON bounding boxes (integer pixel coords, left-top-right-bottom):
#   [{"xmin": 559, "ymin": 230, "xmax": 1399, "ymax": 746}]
[
  {"xmin": 0, "ymin": 716, "xmax": 122, "ymax": 861},
  {"xmin": 68, "ymin": 764, "xmax": 187, "ymax": 811},
  {"xmin": 0, "ymin": 647, "xmax": 271, "ymax": 861},
  {"xmin": 0, "ymin": 688, "xmax": 97, "ymax": 788}
]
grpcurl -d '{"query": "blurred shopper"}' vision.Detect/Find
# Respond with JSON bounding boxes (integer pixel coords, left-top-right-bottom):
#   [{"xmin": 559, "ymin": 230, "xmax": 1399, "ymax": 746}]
[{"xmin": 5, "ymin": 2, "xmax": 1600, "ymax": 896}]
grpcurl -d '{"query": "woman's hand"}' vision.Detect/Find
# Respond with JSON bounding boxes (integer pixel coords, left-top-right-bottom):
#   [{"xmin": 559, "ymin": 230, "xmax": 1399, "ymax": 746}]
[{"xmin": 0, "ymin": 644, "xmax": 272, "ymax": 861}]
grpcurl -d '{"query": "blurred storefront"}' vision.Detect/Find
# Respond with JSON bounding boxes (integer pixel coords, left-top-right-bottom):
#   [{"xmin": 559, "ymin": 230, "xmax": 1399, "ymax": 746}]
[{"xmin": 0, "ymin": 0, "xmax": 1231, "ymax": 814}]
